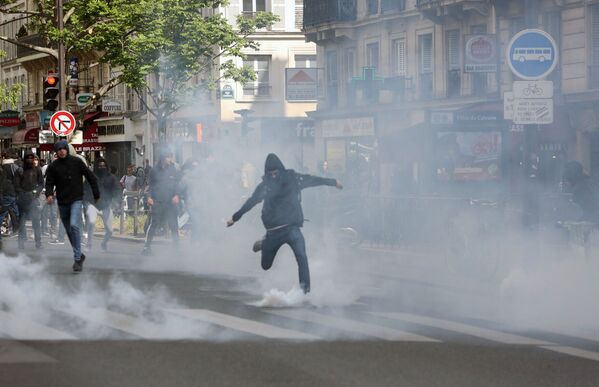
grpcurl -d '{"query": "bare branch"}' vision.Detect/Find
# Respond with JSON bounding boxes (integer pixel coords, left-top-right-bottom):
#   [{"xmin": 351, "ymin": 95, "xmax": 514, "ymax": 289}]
[{"xmin": 0, "ymin": 35, "xmax": 58, "ymax": 58}]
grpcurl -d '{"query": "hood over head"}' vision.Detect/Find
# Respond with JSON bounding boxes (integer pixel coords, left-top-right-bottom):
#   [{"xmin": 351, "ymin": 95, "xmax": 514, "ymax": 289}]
[
  {"xmin": 53, "ymin": 140, "xmax": 69, "ymax": 152},
  {"xmin": 264, "ymin": 153, "xmax": 285, "ymax": 173}
]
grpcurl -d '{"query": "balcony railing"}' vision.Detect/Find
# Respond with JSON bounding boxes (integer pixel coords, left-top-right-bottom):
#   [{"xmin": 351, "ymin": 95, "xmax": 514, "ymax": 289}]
[
  {"xmin": 303, "ymin": 0, "xmax": 357, "ymax": 29},
  {"xmin": 16, "ymin": 34, "xmax": 48, "ymax": 59},
  {"xmin": 589, "ymin": 66, "xmax": 599, "ymax": 90}
]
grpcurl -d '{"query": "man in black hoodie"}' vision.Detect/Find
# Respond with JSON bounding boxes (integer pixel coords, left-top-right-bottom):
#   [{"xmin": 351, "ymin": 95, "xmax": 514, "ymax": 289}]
[
  {"xmin": 86, "ymin": 157, "xmax": 121, "ymax": 251},
  {"xmin": 16, "ymin": 150, "xmax": 44, "ymax": 249},
  {"xmin": 227, "ymin": 153, "xmax": 342, "ymax": 294},
  {"xmin": 45, "ymin": 141, "xmax": 100, "ymax": 272},
  {"xmin": 142, "ymin": 147, "xmax": 181, "ymax": 256}
]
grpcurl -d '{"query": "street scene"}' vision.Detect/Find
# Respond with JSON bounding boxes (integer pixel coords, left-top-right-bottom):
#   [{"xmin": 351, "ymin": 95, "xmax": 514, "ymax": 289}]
[{"xmin": 1, "ymin": 0, "xmax": 599, "ymax": 385}]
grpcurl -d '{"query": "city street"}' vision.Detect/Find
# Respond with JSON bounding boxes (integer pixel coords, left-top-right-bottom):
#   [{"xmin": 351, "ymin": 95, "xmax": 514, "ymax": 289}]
[{"xmin": 1, "ymin": 234, "xmax": 599, "ymax": 386}]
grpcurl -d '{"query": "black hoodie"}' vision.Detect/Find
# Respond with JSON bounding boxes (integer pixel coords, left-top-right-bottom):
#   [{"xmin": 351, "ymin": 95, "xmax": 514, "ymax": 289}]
[
  {"xmin": 17, "ymin": 151, "xmax": 43, "ymax": 202},
  {"xmin": 232, "ymin": 154, "xmax": 337, "ymax": 229},
  {"xmin": 45, "ymin": 154, "xmax": 100, "ymax": 205},
  {"xmin": 88, "ymin": 158, "xmax": 121, "ymax": 210}
]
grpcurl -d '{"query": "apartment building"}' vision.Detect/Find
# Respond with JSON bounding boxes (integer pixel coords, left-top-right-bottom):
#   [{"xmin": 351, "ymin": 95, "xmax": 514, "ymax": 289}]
[{"xmin": 303, "ymin": 0, "xmax": 594, "ymax": 195}]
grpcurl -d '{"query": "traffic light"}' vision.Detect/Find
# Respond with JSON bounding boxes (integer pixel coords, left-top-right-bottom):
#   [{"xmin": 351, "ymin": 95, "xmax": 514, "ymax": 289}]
[{"xmin": 43, "ymin": 73, "xmax": 59, "ymax": 111}]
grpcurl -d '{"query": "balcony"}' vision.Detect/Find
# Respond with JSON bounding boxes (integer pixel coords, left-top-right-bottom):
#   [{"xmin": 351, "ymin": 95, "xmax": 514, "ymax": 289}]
[
  {"xmin": 417, "ymin": 0, "xmax": 491, "ymax": 23},
  {"xmin": 303, "ymin": 0, "xmax": 357, "ymax": 29},
  {"xmin": 16, "ymin": 34, "xmax": 48, "ymax": 59}
]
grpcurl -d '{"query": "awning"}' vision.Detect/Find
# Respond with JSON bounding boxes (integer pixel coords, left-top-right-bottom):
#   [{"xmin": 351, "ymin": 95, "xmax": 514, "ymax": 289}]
[
  {"xmin": 39, "ymin": 143, "xmax": 106, "ymax": 152},
  {"xmin": 12, "ymin": 128, "xmax": 39, "ymax": 144}
]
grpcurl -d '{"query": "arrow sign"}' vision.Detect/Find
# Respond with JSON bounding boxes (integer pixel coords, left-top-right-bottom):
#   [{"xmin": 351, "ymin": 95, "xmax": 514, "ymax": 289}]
[{"xmin": 50, "ymin": 110, "xmax": 77, "ymax": 136}]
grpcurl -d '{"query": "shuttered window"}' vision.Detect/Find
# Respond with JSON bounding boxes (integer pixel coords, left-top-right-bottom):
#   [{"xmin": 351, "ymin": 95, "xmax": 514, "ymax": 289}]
[
  {"xmin": 420, "ymin": 34, "xmax": 433, "ymax": 74},
  {"xmin": 592, "ymin": 6, "xmax": 599, "ymax": 65},
  {"xmin": 446, "ymin": 30, "xmax": 460, "ymax": 70},
  {"xmin": 392, "ymin": 38, "xmax": 407, "ymax": 76}
]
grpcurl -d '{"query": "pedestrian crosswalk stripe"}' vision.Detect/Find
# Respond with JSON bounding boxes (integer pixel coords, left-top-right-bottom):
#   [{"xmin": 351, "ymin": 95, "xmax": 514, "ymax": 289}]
[
  {"xmin": 540, "ymin": 345, "xmax": 599, "ymax": 362},
  {"xmin": 373, "ymin": 312, "xmax": 551, "ymax": 345},
  {"xmin": 0, "ymin": 341, "xmax": 57, "ymax": 363},
  {"xmin": 0, "ymin": 311, "xmax": 76, "ymax": 340},
  {"xmin": 265, "ymin": 310, "xmax": 439, "ymax": 342},
  {"xmin": 166, "ymin": 309, "xmax": 319, "ymax": 340}
]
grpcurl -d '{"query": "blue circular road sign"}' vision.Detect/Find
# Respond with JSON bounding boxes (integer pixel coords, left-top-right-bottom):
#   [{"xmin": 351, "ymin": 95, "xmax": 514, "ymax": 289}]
[{"xmin": 507, "ymin": 29, "xmax": 558, "ymax": 80}]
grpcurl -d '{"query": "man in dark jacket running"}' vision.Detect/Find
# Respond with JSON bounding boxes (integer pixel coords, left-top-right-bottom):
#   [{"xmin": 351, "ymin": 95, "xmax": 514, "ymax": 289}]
[
  {"xmin": 142, "ymin": 148, "xmax": 181, "ymax": 256},
  {"xmin": 45, "ymin": 141, "xmax": 100, "ymax": 272},
  {"xmin": 227, "ymin": 153, "xmax": 342, "ymax": 294},
  {"xmin": 86, "ymin": 157, "xmax": 121, "ymax": 251},
  {"xmin": 16, "ymin": 150, "xmax": 44, "ymax": 249}
]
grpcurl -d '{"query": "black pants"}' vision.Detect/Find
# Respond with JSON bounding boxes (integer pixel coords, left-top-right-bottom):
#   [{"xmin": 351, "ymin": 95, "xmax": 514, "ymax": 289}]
[
  {"xmin": 144, "ymin": 202, "xmax": 179, "ymax": 248},
  {"xmin": 261, "ymin": 226, "xmax": 310, "ymax": 293}
]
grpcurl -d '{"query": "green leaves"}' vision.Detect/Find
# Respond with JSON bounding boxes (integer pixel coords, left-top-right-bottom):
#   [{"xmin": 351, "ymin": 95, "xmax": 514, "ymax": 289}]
[{"xmin": 0, "ymin": 51, "xmax": 23, "ymax": 109}]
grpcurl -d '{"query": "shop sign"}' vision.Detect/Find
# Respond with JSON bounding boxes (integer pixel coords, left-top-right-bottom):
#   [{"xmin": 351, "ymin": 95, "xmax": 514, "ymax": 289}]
[
  {"xmin": 454, "ymin": 111, "xmax": 501, "ymax": 123},
  {"xmin": 0, "ymin": 110, "xmax": 20, "ymax": 127},
  {"xmin": 102, "ymin": 99, "xmax": 123, "ymax": 113},
  {"xmin": 465, "ymin": 35, "xmax": 498, "ymax": 73},
  {"xmin": 286, "ymin": 68, "xmax": 318, "ymax": 101},
  {"xmin": 322, "ymin": 117, "xmax": 375, "ymax": 138},
  {"xmin": 25, "ymin": 111, "xmax": 40, "ymax": 129}
]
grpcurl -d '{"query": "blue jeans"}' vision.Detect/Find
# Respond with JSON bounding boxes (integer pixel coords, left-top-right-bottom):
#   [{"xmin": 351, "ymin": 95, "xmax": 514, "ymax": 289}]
[
  {"xmin": 0, "ymin": 195, "xmax": 18, "ymax": 240},
  {"xmin": 261, "ymin": 226, "xmax": 310, "ymax": 293},
  {"xmin": 58, "ymin": 200, "xmax": 83, "ymax": 261}
]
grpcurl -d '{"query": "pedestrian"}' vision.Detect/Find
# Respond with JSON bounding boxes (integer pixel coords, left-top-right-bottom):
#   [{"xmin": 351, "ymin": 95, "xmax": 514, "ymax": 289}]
[
  {"xmin": 120, "ymin": 165, "xmax": 138, "ymax": 212},
  {"xmin": 142, "ymin": 148, "xmax": 181, "ymax": 256},
  {"xmin": 45, "ymin": 140, "xmax": 100, "ymax": 273},
  {"xmin": 0, "ymin": 148, "xmax": 22, "ymax": 242},
  {"xmin": 16, "ymin": 150, "xmax": 44, "ymax": 249},
  {"xmin": 227, "ymin": 153, "xmax": 343, "ymax": 294},
  {"xmin": 85, "ymin": 158, "xmax": 120, "ymax": 251}
]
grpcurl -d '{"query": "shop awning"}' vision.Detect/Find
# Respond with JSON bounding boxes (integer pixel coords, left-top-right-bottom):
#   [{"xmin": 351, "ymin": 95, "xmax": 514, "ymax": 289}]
[{"xmin": 12, "ymin": 128, "xmax": 38, "ymax": 144}]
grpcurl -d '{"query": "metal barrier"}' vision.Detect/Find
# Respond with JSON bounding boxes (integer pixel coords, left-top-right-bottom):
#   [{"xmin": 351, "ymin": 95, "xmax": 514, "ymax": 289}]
[{"xmin": 119, "ymin": 190, "xmax": 146, "ymax": 236}]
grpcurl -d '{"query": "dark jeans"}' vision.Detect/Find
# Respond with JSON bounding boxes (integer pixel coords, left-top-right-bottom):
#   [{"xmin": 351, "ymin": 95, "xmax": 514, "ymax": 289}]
[
  {"xmin": 18, "ymin": 198, "xmax": 41, "ymax": 246},
  {"xmin": 58, "ymin": 200, "xmax": 83, "ymax": 261},
  {"xmin": 145, "ymin": 202, "xmax": 179, "ymax": 248},
  {"xmin": 0, "ymin": 195, "xmax": 18, "ymax": 239},
  {"xmin": 262, "ymin": 226, "xmax": 310, "ymax": 294}
]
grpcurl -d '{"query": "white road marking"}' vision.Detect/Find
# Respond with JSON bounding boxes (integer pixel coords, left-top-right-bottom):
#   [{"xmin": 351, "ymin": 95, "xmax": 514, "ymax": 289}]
[
  {"xmin": 167, "ymin": 309, "xmax": 319, "ymax": 340},
  {"xmin": 265, "ymin": 309, "xmax": 439, "ymax": 342},
  {"xmin": 0, "ymin": 311, "xmax": 76, "ymax": 340},
  {"xmin": 541, "ymin": 346, "xmax": 599, "ymax": 362},
  {"xmin": 373, "ymin": 312, "xmax": 551, "ymax": 345},
  {"xmin": 0, "ymin": 341, "xmax": 56, "ymax": 363}
]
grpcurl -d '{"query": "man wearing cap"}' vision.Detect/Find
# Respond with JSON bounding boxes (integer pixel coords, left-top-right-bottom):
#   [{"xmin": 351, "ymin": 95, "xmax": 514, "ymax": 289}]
[
  {"xmin": 142, "ymin": 147, "xmax": 181, "ymax": 256},
  {"xmin": 227, "ymin": 153, "xmax": 342, "ymax": 294},
  {"xmin": 45, "ymin": 140, "xmax": 100, "ymax": 272}
]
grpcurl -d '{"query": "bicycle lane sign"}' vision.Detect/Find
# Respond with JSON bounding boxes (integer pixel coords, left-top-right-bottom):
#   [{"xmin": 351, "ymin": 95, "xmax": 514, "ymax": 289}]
[{"xmin": 507, "ymin": 29, "xmax": 558, "ymax": 80}]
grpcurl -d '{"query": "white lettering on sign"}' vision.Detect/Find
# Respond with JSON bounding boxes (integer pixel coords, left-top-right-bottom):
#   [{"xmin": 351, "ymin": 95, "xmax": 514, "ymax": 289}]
[{"xmin": 513, "ymin": 99, "xmax": 554, "ymax": 124}]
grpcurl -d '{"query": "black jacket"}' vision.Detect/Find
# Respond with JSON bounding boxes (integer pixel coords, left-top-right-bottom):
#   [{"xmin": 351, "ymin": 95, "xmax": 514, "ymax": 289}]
[
  {"xmin": 88, "ymin": 160, "xmax": 121, "ymax": 210},
  {"xmin": 148, "ymin": 163, "xmax": 180, "ymax": 203},
  {"xmin": 233, "ymin": 169, "xmax": 336, "ymax": 229},
  {"xmin": 17, "ymin": 163, "xmax": 44, "ymax": 207},
  {"xmin": 2, "ymin": 160, "xmax": 22, "ymax": 197},
  {"xmin": 45, "ymin": 155, "xmax": 100, "ymax": 205}
]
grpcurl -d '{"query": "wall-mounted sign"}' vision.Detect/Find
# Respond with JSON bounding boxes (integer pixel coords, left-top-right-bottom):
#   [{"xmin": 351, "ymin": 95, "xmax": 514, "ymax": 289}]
[
  {"xmin": 321, "ymin": 117, "xmax": 375, "ymax": 138},
  {"xmin": 465, "ymin": 35, "xmax": 497, "ymax": 73},
  {"xmin": 76, "ymin": 93, "xmax": 94, "ymax": 107},
  {"xmin": 286, "ymin": 68, "xmax": 318, "ymax": 101},
  {"xmin": 102, "ymin": 99, "xmax": 123, "ymax": 113},
  {"xmin": 0, "ymin": 110, "xmax": 20, "ymax": 127},
  {"xmin": 69, "ymin": 57, "xmax": 79, "ymax": 86},
  {"xmin": 221, "ymin": 84, "xmax": 234, "ymax": 99}
]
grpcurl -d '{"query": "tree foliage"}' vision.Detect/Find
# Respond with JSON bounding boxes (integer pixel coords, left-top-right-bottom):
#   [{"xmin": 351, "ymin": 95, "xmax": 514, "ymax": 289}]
[
  {"xmin": 0, "ymin": 0, "xmax": 277, "ymax": 134},
  {"xmin": 0, "ymin": 50, "xmax": 22, "ymax": 109}
]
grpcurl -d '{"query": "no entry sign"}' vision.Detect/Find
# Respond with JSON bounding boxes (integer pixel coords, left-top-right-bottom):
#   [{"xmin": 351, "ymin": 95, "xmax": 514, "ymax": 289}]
[{"xmin": 50, "ymin": 110, "xmax": 77, "ymax": 136}]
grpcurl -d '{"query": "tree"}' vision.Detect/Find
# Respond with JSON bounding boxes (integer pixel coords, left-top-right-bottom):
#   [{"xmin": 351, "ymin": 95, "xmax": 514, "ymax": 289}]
[
  {"xmin": 0, "ymin": 50, "xmax": 22, "ymax": 108},
  {"xmin": 0, "ymin": 0, "xmax": 277, "ymax": 140}
]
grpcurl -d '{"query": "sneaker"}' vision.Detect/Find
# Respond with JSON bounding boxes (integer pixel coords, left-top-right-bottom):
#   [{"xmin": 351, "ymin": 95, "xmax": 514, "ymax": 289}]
[
  {"xmin": 252, "ymin": 237, "xmax": 264, "ymax": 253},
  {"xmin": 72, "ymin": 253, "xmax": 86, "ymax": 273},
  {"xmin": 49, "ymin": 239, "xmax": 65, "ymax": 245},
  {"xmin": 141, "ymin": 247, "xmax": 152, "ymax": 256}
]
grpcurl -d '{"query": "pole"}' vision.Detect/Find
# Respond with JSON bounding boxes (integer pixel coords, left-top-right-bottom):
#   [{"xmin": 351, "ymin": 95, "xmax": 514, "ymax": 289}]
[{"xmin": 57, "ymin": 0, "xmax": 65, "ymax": 111}]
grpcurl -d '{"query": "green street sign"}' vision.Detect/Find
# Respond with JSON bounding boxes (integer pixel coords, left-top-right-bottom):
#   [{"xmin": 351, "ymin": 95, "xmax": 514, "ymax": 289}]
[{"xmin": 76, "ymin": 93, "xmax": 94, "ymax": 107}]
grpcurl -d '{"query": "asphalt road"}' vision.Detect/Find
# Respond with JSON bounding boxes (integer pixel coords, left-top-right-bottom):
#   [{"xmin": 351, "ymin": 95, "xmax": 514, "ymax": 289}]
[{"xmin": 1, "ymin": 234, "xmax": 599, "ymax": 386}]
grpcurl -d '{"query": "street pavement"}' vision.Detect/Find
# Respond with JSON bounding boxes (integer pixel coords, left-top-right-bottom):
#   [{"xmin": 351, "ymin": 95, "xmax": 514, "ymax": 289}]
[{"xmin": 1, "ymin": 233, "xmax": 599, "ymax": 386}]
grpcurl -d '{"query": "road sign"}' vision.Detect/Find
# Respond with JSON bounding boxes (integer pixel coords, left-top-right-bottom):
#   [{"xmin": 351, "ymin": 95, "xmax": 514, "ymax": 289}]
[
  {"xmin": 513, "ymin": 80, "xmax": 553, "ymax": 99},
  {"xmin": 507, "ymin": 29, "xmax": 558, "ymax": 80},
  {"xmin": 50, "ymin": 110, "xmax": 77, "ymax": 136},
  {"xmin": 503, "ymin": 92, "xmax": 515, "ymax": 120},
  {"xmin": 513, "ymin": 99, "xmax": 554, "ymax": 124}
]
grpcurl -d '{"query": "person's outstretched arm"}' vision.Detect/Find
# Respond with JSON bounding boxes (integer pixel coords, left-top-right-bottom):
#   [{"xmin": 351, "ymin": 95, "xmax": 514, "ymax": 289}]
[
  {"xmin": 297, "ymin": 173, "xmax": 343, "ymax": 190},
  {"xmin": 227, "ymin": 182, "xmax": 266, "ymax": 227}
]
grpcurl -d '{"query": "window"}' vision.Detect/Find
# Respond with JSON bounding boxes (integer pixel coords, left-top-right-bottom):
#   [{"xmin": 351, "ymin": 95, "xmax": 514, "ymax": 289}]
[
  {"xmin": 382, "ymin": 0, "xmax": 406, "ymax": 13},
  {"xmin": 471, "ymin": 25, "xmax": 487, "ymax": 95},
  {"xmin": 592, "ymin": 6, "xmax": 599, "ymax": 88},
  {"xmin": 368, "ymin": 0, "xmax": 379, "ymax": 15},
  {"xmin": 446, "ymin": 30, "xmax": 460, "ymax": 97},
  {"xmin": 243, "ymin": 0, "xmax": 266, "ymax": 13},
  {"xmin": 243, "ymin": 55, "xmax": 271, "ymax": 96},
  {"xmin": 344, "ymin": 48, "xmax": 356, "ymax": 81},
  {"xmin": 326, "ymin": 51, "xmax": 338, "ymax": 107},
  {"xmin": 295, "ymin": 55, "xmax": 317, "ymax": 68},
  {"xmin": 392, "ymin": 38, "xmax": 407, "ymax": 76},
  {"xmin": 366, "ymin": 42, "xmax": 380, "ymax": 69},
  {"xmin": 419, "ymin": 34, "xmax": 433, "ymax": 98}
]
